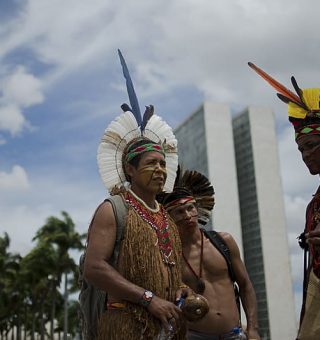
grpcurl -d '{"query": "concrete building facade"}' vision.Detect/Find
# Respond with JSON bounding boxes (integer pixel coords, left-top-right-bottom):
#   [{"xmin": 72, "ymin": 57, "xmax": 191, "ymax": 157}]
[{"xmin": 174, "ymin": 102, "xmax": 297, "ymax": 340}]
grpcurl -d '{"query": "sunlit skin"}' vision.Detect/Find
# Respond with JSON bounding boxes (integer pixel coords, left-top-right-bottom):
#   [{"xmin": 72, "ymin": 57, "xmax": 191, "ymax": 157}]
[
  {"xmin": 297, "ymin": 135, "xmax": 320, "ymax": 246},
  {"xmin": 169, "ymin": 202, "xmax": 260, "ymax": 339}
]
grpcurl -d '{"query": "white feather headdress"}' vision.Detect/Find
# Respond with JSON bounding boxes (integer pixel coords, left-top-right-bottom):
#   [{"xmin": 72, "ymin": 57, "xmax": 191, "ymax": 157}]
[{"xmin": 97, "ymin": 51, "xmax": 178, "ymax": 194}]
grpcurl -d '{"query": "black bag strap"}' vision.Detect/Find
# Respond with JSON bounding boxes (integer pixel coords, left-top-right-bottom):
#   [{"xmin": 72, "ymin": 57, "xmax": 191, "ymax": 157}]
[
  {"xmin": 202, "ymin": 229, "xmax": 241, "ymax": 320},
  {"xmin": 202, "ymin": 229, "xmax": 236, "ymax": 282}
]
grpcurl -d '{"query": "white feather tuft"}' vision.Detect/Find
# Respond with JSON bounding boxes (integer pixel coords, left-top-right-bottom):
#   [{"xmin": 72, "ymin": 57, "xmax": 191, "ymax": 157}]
[{"xmin": 97, "ymin": 111, "xmax": 178, "ymax": 193}]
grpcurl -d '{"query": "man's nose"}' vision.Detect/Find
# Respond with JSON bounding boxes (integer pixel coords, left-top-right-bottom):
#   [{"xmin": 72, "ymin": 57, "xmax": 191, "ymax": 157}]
[
  {"xmin": 184, "ymin": 210, "xmax": 192, "ymax": 219},
  {"xmin": 155, "ymin": 163, "xmax": 166, "ymax": 173}
]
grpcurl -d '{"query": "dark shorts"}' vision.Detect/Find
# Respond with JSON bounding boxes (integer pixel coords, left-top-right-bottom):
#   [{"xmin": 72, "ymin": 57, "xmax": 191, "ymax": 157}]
[{"xmin": 187, "ymin": 327, "xmax": 246, "ymax": 340}]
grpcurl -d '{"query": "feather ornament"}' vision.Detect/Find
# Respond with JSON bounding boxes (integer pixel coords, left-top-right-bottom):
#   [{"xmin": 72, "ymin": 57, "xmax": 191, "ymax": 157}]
[
  {"xmin": 97, "ymin": 111, "xmax": 140, "ymax": 191},
  {"xmin": 158, "ymin": 167, "xmax": 215, "ymax": 225},
  {"xmin": 97, "ymin": 51, "xmax": 179, "ymax": 193},
  {"xmin": 97, "ymin": 111, "xmax": 178, "ymax": 193},
  {"xmin": 118, "ymin": 49, "xmax": 142, "ymax": 126},
  {"xmin": 121, "ymin": 103, "xmax": 132, "ymax": 112},
  {"xmin": 291, "ymin": 76, "xmax": 309, "ymax": 111},
  {"xmin": 248, "ymin": 62, "xmax": 303, "ymax": 107},
  {"xmin": 141, "ymin": 105, "xmax": 154, "ymax": 132}
]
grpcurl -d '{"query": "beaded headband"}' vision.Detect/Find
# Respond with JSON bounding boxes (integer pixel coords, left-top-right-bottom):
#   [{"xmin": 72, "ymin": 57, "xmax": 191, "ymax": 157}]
[{"xmin": 125, "ymin": 142, "xmax": 165, "ymax": 163}]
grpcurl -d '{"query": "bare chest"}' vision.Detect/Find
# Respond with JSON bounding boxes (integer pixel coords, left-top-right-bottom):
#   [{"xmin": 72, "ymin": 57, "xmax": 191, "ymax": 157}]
[{"xmin": 182, "ymin": 238, "xmax": 229, "ymax": 285}]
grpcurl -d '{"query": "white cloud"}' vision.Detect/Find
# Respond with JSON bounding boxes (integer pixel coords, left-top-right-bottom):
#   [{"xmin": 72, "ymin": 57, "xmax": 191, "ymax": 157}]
[
  {"xmin": 0, "ymin": 165, "xmax": 30, "ymax": 190},
  {"xmin": 0, "ymin": 170, "xmax": 105, "ymax": 255},
  {"xmin": 0, "ymin": 65, "xmax": 44, "ymax": 134},
  {"xmin": 0, "ymin": 104, "xmax": 26, "ymax": 135},
  {"xmin": 2, "ymin": 65, "xmax": 44, "ymax": 107}
]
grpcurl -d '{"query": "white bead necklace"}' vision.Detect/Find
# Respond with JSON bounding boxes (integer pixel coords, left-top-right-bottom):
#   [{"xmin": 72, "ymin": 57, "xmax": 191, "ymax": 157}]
[{"xmin": 128, "ymin": 189, "xmax": 160, "ymax": 213}]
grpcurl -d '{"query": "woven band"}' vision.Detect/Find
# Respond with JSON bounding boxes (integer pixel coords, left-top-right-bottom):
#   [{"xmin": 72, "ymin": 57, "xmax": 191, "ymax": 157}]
[
  {"xmin": 125, "ymin": 143, "xmax": 165, "ymax": 163},
  {"xmin": 295, "ymin": 124, "xmax": 320, "ymax": 140}
]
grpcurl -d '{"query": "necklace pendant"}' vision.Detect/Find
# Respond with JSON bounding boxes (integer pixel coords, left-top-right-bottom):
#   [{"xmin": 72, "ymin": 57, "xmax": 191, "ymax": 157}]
[{"xmin": 196, "ymin": 278, "xmax": 206, "ymax": 294}]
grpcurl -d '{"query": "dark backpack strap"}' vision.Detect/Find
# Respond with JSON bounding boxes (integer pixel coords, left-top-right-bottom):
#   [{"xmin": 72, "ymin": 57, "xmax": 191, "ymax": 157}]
[
  {"xmin": 202, "ymin": 229, "xmax": 241, "ymax": 321},
  {"xmin": 202, "ymin": 229, "xmax": 236, "ymax": 282},
  {"xmin": 107, "ymin": 195, "xmax": 128, "ymax": 266}
]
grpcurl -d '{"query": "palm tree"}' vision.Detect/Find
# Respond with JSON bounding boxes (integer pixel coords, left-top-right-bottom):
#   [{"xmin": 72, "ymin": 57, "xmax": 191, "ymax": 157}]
[
  {"xmin": 33, "ymin": 211, "xmax": 85, "ymax": 339},
  {"xmin": 0, "ymin": 233, "xmax": 22, "ymax": 339},
  {"xmin": 20, "ymin": 243, "xmax": 59, "ymax": 340}
]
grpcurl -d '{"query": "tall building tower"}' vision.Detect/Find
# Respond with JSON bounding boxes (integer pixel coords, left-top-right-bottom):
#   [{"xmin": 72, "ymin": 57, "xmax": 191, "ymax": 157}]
[
  {"xmin": 174, "ymin": 102, "xmax": 296, "ymax": 340},
  {"xmin": 174, "ymin": 103, "xmax": 243, "ymax": 252}
]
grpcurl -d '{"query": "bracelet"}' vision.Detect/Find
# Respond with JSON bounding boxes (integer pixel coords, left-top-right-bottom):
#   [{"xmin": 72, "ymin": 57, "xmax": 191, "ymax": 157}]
[{"xmin": 139, "ymin": 290, "xmax": 154, "ymax": 307}]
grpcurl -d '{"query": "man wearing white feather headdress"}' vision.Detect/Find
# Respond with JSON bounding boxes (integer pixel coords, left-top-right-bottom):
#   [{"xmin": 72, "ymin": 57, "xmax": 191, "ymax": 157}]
[{"xmin": 82, "ymin": 51, "xmax": 188, "ymax": 340}]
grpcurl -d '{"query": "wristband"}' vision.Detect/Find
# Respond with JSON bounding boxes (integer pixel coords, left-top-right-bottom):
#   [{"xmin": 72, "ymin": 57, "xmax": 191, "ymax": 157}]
[{"xmin": 139, "ymin": 290, "xmax": 154, "ymax": 307}]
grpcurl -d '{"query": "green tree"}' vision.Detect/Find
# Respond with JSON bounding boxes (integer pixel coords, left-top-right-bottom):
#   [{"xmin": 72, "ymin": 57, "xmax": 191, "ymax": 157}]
[
  {"xmin": 20, "ymin": 243, "xmax": 59, "ymax": 340},
  {"xmin": 33, "ymin": 211, "xmax": 85, "ymax": 339},
  {"xmin": 0, "ymin": 232, "xmax": 21, "ymax": 339}
]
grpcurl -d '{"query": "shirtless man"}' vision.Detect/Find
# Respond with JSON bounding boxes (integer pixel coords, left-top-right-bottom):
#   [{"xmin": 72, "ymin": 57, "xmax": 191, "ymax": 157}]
[{"xmin": 158, "ymin": 168, "xmax": 260, "ymax": 340}]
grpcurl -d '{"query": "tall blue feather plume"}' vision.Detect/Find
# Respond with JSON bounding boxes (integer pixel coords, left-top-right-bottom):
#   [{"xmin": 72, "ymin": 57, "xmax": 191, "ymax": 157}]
[{"xmin": 118, "ymin": 49, "xmax": 142, "ymax": 127}]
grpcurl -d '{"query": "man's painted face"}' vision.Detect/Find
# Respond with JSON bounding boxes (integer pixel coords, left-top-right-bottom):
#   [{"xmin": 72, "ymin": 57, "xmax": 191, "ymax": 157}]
[
  {"xmin": 169, "ymin": 202, "xmax": 198, "ymax": 230},
  {"xmin": 128, "ymin": 151, "xmax": 167, "ymax": 193},
  {"xmin": 297, "ymin": 134, "xmax": 320, "ymax": 175}
]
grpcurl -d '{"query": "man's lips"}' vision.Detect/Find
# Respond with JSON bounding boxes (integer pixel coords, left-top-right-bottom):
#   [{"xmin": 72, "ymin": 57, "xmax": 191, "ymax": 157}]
[
  {"xmin": 183, "ymin": 219, "xmax": 198, "ymax": 226},
  {"xmin": 153, "ymin": 177, "xmax": 164, "ymax": 182}
]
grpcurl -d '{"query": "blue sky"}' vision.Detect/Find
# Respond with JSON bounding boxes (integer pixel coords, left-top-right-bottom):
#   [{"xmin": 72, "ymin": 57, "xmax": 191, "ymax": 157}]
[{"xmin": 1, "ymin": 0, "xmax": 320, "ymax": 322}]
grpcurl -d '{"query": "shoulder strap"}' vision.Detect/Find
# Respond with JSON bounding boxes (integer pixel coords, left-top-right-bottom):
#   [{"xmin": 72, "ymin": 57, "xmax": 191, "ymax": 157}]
[
  {"xmin": 202, "ymin": 229, "xmax": 236, "ymax": 282},
  {"xmin": 107, "ymin": 195, "xmax": 128, "ymax": 266},
  {"xmin": 202, "ymin": 228, "xmax": 241, "ymax": 321},
  {"xmin": 85, "ymin": 195, "xmax": 128, "ymax": 266}
]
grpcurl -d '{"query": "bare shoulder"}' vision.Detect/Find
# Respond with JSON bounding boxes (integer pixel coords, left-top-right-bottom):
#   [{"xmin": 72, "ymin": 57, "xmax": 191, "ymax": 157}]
[
  {"xmin": 217, "ymin": 231, "xmax": 235, "ymax": 243},
  {"xmin": 217, "ymin": 231, "xmax": 240, "ymax": 254},
  {"xmin": 94, "ymin": 200, "xmax": 115, "ymax": 223},
  {"xmin": 88, "ymin": 200, "xmax": 117, "ymax": 240},
  {"xmin": 85, "ymin": 200, "xmax": 117, "ymax": 263}
]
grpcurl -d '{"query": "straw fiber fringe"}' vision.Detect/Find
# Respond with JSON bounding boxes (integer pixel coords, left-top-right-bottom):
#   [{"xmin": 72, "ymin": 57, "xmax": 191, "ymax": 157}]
[{"xmin": 98, "ymin": 207, "xmax": 186, "ymax": 339}]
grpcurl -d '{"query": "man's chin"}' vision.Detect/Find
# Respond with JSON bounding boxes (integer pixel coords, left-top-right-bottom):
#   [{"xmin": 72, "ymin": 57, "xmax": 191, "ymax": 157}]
[
  {"xmin": 152, "ymin": 183, "xmax": 164, "ymax": 195},
  {"xmin": 179, "ymin": 221, "xmax": 198, "ymax": 230}
]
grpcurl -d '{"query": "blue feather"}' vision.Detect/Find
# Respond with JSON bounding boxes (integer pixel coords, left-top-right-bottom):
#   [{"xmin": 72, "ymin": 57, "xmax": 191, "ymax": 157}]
[{"xmin": 118, "ymin": 49, "xmax": 142, "ymax": 126}]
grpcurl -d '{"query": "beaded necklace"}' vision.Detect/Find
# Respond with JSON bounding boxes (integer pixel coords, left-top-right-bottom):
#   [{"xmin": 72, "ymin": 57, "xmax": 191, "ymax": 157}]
[
  {"xmin": 125, "ymin": 191, "xmax": 175, "ymax": 265},
  {"xmin": 128, "ymin": 189, "xmax": 160, "ymax": 212}
]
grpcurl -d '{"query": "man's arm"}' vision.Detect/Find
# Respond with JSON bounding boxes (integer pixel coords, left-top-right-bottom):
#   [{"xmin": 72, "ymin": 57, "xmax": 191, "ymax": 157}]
[
  {"xmin": 220, "ymin": 232, "xmax": 260, "ymax": 340},
  {"xmin": 83, "ymin": 201, "xmax": 182, "ymax": 331}
]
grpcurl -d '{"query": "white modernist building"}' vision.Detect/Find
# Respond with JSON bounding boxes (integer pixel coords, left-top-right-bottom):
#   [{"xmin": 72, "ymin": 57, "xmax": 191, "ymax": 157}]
[{"xmin": 174, "ymin": 102, "xmax": 297, "ymax": 340}]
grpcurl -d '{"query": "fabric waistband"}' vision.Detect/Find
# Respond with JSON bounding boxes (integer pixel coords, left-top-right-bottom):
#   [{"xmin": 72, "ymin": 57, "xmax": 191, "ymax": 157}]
[
  {"xmin": 188, "ymin": 326, "xmax": 244, "ymax": 340},
  {"xmin": 106, "ymin": 302, "xmax": 125, "ymax": 310}
]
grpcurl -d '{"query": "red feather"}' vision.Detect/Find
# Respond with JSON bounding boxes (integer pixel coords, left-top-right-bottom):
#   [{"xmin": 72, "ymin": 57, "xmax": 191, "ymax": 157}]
[{"xmin": 248, "ymin": 62, "xmax": 301, "ymax": 104}]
